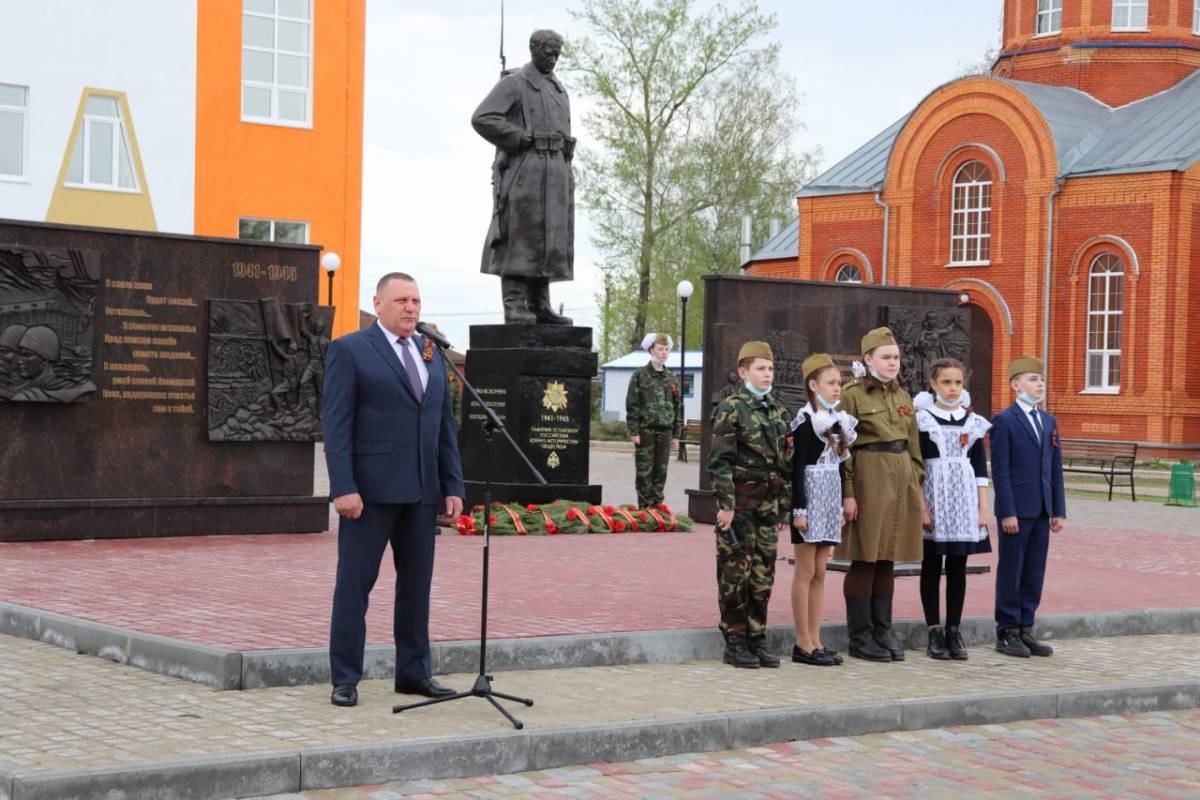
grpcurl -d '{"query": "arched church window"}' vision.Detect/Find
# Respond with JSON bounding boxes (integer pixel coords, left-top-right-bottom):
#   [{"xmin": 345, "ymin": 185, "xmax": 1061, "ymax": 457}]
[
  {"xmin": 834, "ymin": 264, "xmax": 863, "ymax": 284},
  {"xmin": 950, "ymin": 161, "xmax": 992, "ymax": 266},
  {"xmin": 1086, "ymin": 253, "xmax": 1124, "ymax": 390}
]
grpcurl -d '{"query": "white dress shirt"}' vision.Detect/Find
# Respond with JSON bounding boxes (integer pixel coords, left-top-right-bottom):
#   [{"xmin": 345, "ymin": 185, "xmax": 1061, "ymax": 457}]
[
  {"xmin": 1015, "ymin": 397, "xmax": 1042, "ymax": 441},
  {"xmin": 378, "ymin": 320, "xmax": 429, "ymax": 390}
]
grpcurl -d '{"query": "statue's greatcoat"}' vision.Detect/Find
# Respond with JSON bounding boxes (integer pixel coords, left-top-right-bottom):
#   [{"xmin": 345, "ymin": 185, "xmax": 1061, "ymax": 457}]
[{"xmin": 472, "ymin": 62, "xmax": 575, "ymax": 281}]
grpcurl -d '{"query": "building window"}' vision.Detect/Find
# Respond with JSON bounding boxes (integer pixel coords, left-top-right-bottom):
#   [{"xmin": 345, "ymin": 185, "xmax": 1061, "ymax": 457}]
[
  {"xmin": 242, "ymin": 0, "xmax": 312, "ymax": 126},
  {"xmin": 1035, "ymin": 0, "xmax": 1063, "ymax": 34},
  {"xmin": 1086, "ymin": 253, "xmax": 1123, "ymax": 390},
  {"xmin": 1111, "ymin": 0, "xmax": 1148, "ymax": 30},
  {"xmin": 1194, "ymin": 0, "xmax": 1199, "ymax": 34},
  {"xmin": 0, "ymin": 84, "xmax": 27, "ymax": 179},
  {"xmin": 239, "ymin": 217, "xmax": 308, "ymax": 243},
  {"xmin": 834, "ymin": 264, "xmax": 863, "ymax": 283},
  {"xmin": 949, "ymin": 161, "xmax": 992, "ymax": 265},
  {"xmin": 66, "ymin": 95, "xmax": 137, "ymax": 191}
]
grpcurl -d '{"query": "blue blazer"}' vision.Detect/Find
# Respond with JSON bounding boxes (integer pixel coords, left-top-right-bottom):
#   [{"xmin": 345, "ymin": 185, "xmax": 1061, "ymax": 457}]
[
  {"xmin": 321, "ymin": 323, "xmax": 465, "ymax": 505},
  {"xmin": 990, "ymin": 402, "xmax": 1066, "ymax": 520}
]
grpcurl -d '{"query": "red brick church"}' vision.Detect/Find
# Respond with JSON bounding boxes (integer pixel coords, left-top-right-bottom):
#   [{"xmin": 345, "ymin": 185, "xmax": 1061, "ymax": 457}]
[{"xmin": 748, "ymin": 0, "xmax": 1200, "ymax": 456}]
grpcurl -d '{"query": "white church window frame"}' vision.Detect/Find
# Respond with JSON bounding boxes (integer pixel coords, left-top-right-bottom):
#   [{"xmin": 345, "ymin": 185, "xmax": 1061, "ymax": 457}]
[
  {"xmin": 949, "ymin": 161, "xmax": 992, "ymax": 266},
  {"xmin": 1084, "ymin": 253, "xmax": 1124, "ymax": 393}
]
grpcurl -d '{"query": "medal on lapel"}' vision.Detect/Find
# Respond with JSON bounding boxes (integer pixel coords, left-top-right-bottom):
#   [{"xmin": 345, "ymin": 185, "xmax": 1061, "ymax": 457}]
[{"xmin": 422, "ymin": 337, "xmax": 434, "ymax": 363}]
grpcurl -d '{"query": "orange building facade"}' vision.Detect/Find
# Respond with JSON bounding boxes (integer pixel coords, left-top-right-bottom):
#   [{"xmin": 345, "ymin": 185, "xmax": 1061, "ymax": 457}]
[
  {"xmin": 748, "ymin": 0, "xmax": 1200, "ymax": 456},
  {"xmin": 0, "ymin": 1, "xmax": 364, "ymax": 337}
]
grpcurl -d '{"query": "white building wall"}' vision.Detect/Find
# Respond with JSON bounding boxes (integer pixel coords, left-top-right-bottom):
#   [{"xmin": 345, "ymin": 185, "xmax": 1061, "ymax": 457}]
[
  {"xmin": 0, "ymin": 1, "xmax": 197, "ymax": 232},
  {"xmin": 602, "ymin": 366, "xmax": 705, "ymax": 423}
]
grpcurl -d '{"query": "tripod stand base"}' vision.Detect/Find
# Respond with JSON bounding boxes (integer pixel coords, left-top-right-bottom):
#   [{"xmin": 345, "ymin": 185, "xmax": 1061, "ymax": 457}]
[{"xmin": 392, "ymin": 674, "xmax": 534, "ymax": 730}]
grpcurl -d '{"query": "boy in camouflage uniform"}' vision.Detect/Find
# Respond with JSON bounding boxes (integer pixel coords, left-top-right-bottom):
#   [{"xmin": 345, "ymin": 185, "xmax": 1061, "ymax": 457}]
[
  {"xmin": 708, "ymin": 341, "xmax": 793, "ymax": 669},
  {"xmin": 625, "ymin": 333, "xmax": 682, "ymax": 508}
]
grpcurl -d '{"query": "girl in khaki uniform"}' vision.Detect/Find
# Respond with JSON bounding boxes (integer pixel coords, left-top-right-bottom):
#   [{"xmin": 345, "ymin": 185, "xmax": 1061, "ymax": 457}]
[{"xmin": 837, "ymin": 327, "xmax": 925, "ymax": 661}]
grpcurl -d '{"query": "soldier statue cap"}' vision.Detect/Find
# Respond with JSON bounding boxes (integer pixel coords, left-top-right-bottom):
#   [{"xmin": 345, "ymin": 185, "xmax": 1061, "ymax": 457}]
[
  {"xmin": 18, "ymin": 325, "xmax": 60, "ymax": 361},
  {"xmin": 860, "ymin": 326, "xmax": 897, "ymax": 355},
  {"xmin": 0, "ymin": 324, "xmax": 27, "ymax": 349},
  {"xmin": 737, "ymin": 341, "xmax": 774, "ymax": 363},
  {"xmin": 1007, "ymin": 355, "xmax": 1045, "ymax": 380},
  {"xmin": 801, "ymin": 353, "xmax": 836, "ymax": 380}
]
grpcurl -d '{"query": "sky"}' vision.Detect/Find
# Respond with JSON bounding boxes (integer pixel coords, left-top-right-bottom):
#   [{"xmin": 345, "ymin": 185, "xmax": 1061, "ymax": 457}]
[{"xmin": 359, "ymin": 0, "xmax": 1002, "ymax": 351}]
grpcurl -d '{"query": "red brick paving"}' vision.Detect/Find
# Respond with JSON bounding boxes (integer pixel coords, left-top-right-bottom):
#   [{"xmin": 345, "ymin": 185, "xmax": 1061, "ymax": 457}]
[{"xmin": 0, "ymin": 516, "xmax": 1196, "ymax": 650}]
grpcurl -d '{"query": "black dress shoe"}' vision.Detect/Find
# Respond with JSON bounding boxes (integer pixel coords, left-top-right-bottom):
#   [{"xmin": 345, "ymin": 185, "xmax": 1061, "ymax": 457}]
[
  {"xmin": 1019, "ymin": 627, "xmax": 1054, "ymax": 657},
  {"xmin": 926, "ymin": 626, "xmax": 951, "ymax": 660},
  {"xmin": 395, "ymin": 677, "xmax": 456, "ymax": 698},
  {"xmin": 330, "ymin": 684, "xmax": 358, "ymax": 707},
  {"xmin": 817, "ymin": 647, "xmax": 844, "ymax": 665},
  {"xmin": 792, "ymin": 645, "xmax": 837, "ymax": 666},
  {"xmin": 944, "ymin": 625, "xmax": 968, "ymax": 660},
  {"xmin": 995, "ymin": 629, "xmax": 1031, "ymax": 657}
]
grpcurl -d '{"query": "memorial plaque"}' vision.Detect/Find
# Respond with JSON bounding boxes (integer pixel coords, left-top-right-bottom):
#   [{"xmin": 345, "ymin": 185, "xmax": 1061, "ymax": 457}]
[
  {"xmin": 0, "ymin": 218, "xmax": 329, "ymax": 541},
  {"xmin": 687, "ymin": 276, "xmax": 974, "ymax": 523},
  {"xmin": 459, "ymin": 324, "xmax": 601, "ymax": 507}
]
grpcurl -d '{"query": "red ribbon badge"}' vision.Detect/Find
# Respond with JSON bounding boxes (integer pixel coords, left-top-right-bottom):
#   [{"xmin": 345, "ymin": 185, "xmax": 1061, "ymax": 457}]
[
  {"xmin": 899, "ymin": 405, "xmax": 912, "ymax": 416},
  {"xmin": 959, "ymin": 432, "xmax": 971, "ymax": 448},
  {"xmin": 1051, "ymin": 429, "xmax": 1060, "ymax": 448},
  {"xmin": 422, "ymin": 337, "xmax": 434, "ymax": 363}
]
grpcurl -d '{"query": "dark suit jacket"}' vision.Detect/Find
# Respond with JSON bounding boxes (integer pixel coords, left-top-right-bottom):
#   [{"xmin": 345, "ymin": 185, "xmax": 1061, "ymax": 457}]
[
  {"xmin": 990, "ymin": 402, "xmax": 1066, "ymax": 520},
  {"xmin": 321, "ymin": 324, "xmax": 465, "ymax": 505}
]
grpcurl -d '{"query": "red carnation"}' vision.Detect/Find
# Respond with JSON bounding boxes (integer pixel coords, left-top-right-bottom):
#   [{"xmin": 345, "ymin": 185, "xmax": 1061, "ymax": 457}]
[
  {"xmin": 657, "ymin": 503, "xmax": 670, "ymax": 511},
  {"xmin": 612, "ymin": 520, "xmax": 626, "ymax": 532},
  {"xmin": 487, "ymin": 515, "xmax": 497, "ymax": 524},
  {"xmin": 639, "ymin": 511, "xmax": 648, "ymax": 522},
  {"xmin": 545, "ymin": 522, "xmax": 558, "ymax": 534},
  {"xmin": 603, "ymin": 505, "xmax": 615, "ymax": 514},
  {"xmin": 473, "ymin": 504, "xmax": 485, "ymax": 511},
  {"xmin": 526, "ymin": 504, "xmax": 538, "ymax": 512}
]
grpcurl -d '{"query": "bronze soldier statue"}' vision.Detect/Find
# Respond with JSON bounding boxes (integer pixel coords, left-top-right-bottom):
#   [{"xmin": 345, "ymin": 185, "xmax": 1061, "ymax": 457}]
[{"xmin": 472, "ymin": 29, "xmax": 575, "ymax": 325}]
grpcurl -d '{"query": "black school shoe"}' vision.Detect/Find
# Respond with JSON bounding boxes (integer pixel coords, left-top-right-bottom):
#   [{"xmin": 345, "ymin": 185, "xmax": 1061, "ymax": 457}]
[
  {"xmin": 926, "ymin": 626, "xmax": 951, "ymax": 660},
  {"xmin": 817, "ymin": 647, "xmax": 844, "ymax": 665},
  {"xmin": 330, "ymin": 684, "xmax": 358, "ymax": 707},
  {"xmin": 944, "ymin": 625, "xmax": 969, "ymax": 660},
  {"xmin": 1020, "ymin": 627, "xmax": 1054, "ymax": 657},
  {"xmin": 792, "ymin": 645, "xmax": 837, "ymax": 666},
  {"xmin": 995, "ymin": 628, "xmax": 1031, "ymax": 657},
  {"xmin": 747, "ymin": 638, "xmax": 781, "ymax": 668}
]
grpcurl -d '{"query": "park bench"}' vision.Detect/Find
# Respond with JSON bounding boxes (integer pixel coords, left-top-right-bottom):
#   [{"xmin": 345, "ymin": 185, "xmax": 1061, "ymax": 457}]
[
  {"xmin": 1060, "ymin": 438, "xmax": 1138, "ymax": 501},
  {"xmin": 678, "ymin": 420, "xmax": 703, "ymax": 462}
]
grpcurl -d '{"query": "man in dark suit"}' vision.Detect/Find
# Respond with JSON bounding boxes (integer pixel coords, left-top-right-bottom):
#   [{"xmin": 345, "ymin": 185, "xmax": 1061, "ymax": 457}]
[
  {"xmin": 322, "ymin": 272, "xmax": 465, "ymax": 707},
  {"xmin": 990, "ymin": 356, "xmax": 1066, "ymax": 659}
]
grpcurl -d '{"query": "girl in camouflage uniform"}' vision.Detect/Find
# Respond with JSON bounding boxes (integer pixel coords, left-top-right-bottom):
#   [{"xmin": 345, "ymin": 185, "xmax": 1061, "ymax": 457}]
[
  {"xmin": 625, "ymin": 333, "xmax": 682, "ymax": 508},
  {"xmin": 708, "ymin": 341, "xmax": 792, "ymax": 669},
  {"xmin": 837, "ymin": 327, "xmax": 925, "ymax": 662}
]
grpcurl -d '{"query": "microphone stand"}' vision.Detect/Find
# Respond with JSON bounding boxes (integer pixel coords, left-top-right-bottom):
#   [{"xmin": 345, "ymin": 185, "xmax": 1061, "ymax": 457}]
[{"xmin": 393, "ymin": 330, "xmax": 546, "ymax": 729}]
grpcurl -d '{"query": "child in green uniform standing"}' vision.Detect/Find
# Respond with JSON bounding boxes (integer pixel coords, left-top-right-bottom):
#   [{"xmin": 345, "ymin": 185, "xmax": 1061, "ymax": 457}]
[
  {"xmin": 626, "ymin": 333, "xmax": 682, "ymax": 509},
  {"xmin": 837, "ymin": 327, "xmax": 925, "ymax": 662},
  {"xmin": 708, "ymin": 341, "xmax": 793, "ymax": 669}
]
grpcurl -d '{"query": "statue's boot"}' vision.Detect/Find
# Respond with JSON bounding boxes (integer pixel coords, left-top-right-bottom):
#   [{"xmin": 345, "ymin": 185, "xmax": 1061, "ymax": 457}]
[
  {"xmin": 502, "ymin": 277, "xmax": 537, "ymax": 324},
  {"xmin": 528, "ymin": 279, "xmax": 573, "ymax": 325}
]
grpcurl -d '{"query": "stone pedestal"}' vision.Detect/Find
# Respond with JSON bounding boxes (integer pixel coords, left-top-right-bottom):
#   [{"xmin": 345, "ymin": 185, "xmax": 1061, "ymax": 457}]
[{"xmin": 459, "ymin": 325, "xmax": 601, "ymax": 508}]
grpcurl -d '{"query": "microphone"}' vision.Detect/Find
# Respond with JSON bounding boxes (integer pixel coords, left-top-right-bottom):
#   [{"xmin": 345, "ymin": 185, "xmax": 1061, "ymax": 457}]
[{"xmin": 416, "ymin": 321, "xmax": 453, "ymax": 350}]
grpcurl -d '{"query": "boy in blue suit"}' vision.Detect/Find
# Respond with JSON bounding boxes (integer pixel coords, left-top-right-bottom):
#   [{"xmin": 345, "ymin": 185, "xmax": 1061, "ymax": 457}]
[
  {"xmin": 990, "ymin": 356, "xmax": 1066, "ymax": 658},
  {"xmin": 322, "ymin": 272, "xmax": 465, "ymax": 706}
]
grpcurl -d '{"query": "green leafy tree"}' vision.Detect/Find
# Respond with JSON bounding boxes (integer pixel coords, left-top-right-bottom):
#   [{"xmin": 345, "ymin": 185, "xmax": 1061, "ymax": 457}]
[{"xmin": 569, "ymin": 0, "xmax": 819, "ymax": 358}]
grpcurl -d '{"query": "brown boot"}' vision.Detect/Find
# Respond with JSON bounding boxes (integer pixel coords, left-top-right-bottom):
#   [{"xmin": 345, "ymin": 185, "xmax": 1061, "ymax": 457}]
[
  {"xmin": 528, "ymin": 279, "xmax": 572, "ymax": 325},
  {"xmin": 502, "ymin": 277, "xmax": 536, "ymax": 324}
]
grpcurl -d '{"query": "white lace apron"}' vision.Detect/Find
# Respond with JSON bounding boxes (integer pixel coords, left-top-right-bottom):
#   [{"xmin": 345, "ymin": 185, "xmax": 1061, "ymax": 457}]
[
  {"xmin": 795, "ymin": 406, "xmax": 857, "ymax": 545},
  {"xmin": 916, "ymin": 409, "xmax": 991, "ymax": 544}
]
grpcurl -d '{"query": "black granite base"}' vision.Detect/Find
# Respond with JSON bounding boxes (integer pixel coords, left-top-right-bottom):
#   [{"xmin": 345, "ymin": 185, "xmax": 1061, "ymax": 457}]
[
  {"xmin": 459, "ymin": 325, "xmax": 599, "ymax": 507},
  {"xmin": 687, "ymin": 488, "xmax": 715, "ymax": 524}
]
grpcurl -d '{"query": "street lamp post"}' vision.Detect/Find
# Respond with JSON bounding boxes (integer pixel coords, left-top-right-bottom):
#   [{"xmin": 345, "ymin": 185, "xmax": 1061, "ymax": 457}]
[
  {"xmin": 321, "ymin": 251, "xmax": 341, "ymax": 307},
  {"xmin": 675, "ymin": 279, "xmax": 694, "ymax": 462}
]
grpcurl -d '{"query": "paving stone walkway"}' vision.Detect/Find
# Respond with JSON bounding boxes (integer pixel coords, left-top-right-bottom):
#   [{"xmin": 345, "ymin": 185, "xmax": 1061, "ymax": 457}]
[
  {"xmin": 260, "ymin": 708, "xmax": 1200, "ymax": 799},
  {"xmin": 0, "ymin": 631, "xmax": 1197, "ymax": 776}
]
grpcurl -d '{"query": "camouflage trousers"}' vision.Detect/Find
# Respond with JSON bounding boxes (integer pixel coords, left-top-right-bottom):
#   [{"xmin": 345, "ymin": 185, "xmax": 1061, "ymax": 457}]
[
  {"xmin": 716, "ymin": 507, "xmax": 780, "ymax": 640},
  {"xmin": 634, "ymin": 426, "xmax": 673, "ymax": 508}
]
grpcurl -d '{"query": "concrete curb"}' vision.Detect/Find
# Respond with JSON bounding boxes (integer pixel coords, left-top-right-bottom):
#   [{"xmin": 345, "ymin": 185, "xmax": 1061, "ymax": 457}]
[
  {"xmin": 0, "ymin": 759, "xmax": 17, "ymax": 800},
  {"xmin": 2, "ymin": 600, "xmax": 1197, "ymax": 689},
  {"xmin": 5, "ymin": 679, "xmax": 1196, "ymax": 799},
  {"xmin": 0, "ymin": 602, "xmax": 241, "ymax": 689}
]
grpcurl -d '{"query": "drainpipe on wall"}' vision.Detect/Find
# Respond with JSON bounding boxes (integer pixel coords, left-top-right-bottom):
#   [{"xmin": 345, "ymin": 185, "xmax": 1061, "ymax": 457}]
[
  {"xmin": 873, "ymin": 191, "xmax": 890, "ymax": 284},
  {"xmin": 1042, "ymin": 179, "xmax": 1064, "ymax": 407}
]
